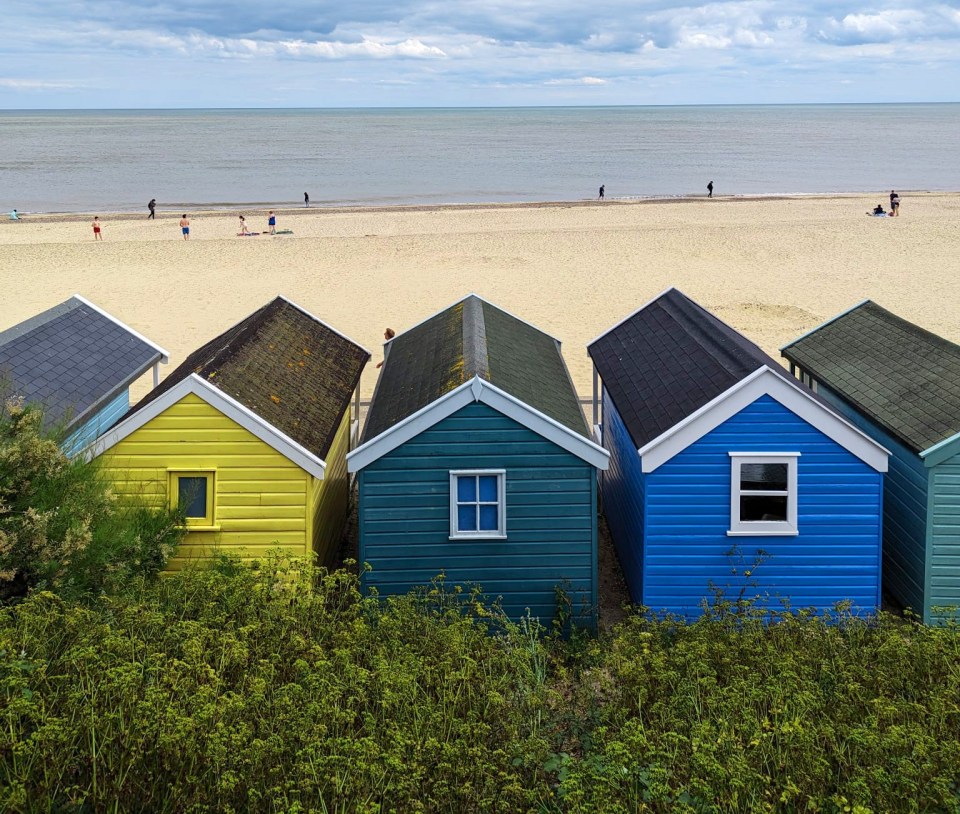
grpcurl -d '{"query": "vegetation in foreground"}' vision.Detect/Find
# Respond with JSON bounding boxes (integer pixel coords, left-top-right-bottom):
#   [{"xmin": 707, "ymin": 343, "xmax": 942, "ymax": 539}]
[{"xmin": 2, "ymin": 397, "xmax": 960, "ymax": 813}]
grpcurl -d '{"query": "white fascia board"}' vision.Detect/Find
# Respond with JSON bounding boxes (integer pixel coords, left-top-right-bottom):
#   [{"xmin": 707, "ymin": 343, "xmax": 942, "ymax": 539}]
[
  {"xmin": 586, "ymin": 287, "xmax": 677, "ymax": 349},
  {"xmin": 85, "ymin": 374, "xmax": 327, "ymax": 479},
  {"xmin": 347, "ymin": 377, "xmax": 611, "ymax": 472},
  {"xmin": 920, "ymin": 431, "xmax": 960, "ymax": 468},
  {"xmin": 277, "ymin": 294, "xmax": 372, "ymax": 357},
  {"xmin": 72, "ymin": 294, "xmax": 170, "ymax": 363},
  {"xmin": 638, "ymin": 367, "xmax": 889, "ymax": 474},
  {"xmin": 347, "ymin": 381, "xmax": 476, "ymax": 472}
]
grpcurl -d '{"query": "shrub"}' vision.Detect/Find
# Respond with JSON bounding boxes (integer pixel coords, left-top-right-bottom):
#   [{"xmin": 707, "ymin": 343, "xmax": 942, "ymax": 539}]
[{"xmin": 0, "ymin": 398, "xmax": 182, "ymax": 601}]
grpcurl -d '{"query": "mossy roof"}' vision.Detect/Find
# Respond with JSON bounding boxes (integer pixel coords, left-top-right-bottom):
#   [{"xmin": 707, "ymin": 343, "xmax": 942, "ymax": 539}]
[
  {"xmin": 362, "ymin": 295, "xmax": 588, "ymax": 441},
  {"xmin": 782, "ymin": 301, "xmax": 960, "ymax": 453},
  {"xmin": 129, "ymin": 298, "xmax": 369, "ymax": 460}
]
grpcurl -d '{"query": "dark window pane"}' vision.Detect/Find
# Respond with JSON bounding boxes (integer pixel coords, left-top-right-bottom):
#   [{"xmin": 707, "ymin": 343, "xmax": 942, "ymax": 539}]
[
  {"xmin": 458, "ymin": 505, "xmax": 477, "ymax": 531},
  {"xmin": 479, "ymin": 505, "xmax": 499, "ymax": 531},
  {"xmin": 740, "ymin": 495, "xmax": 788, "ymax": 522},
  {"xmin": 178, "ymin": 477, "xmax": 207, "ymax": 518},
  {"xmin": 741, "ymin": 463, "xmax": 788, "ymax": 491},
  {"xmin": 457, "ymin": 476, "xmax": 476, "ymax": 502},
  {"xmin": 478, "ymin": 475, "xmax": 498, "ymax": 502}
]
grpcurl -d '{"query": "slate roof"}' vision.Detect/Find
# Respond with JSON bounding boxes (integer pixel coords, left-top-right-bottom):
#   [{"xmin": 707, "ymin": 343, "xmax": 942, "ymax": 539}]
[
  {"xmin": 588, "ymin": 288, "xmax": 797, "ymax": 449},
  {"xmin": 130, "ymin": 297, "xmax": 369, "ymax": 460},
  {"xmin": 781, "ymin": 301, "xmax": 960, "ymax": 453},
  {"xmin": 0, "ymin": 296, "xmax": 164, "ymax": 432},
  {"xmin": 362, "ymin": 295, "xmax": 588, "ymax": 441}
]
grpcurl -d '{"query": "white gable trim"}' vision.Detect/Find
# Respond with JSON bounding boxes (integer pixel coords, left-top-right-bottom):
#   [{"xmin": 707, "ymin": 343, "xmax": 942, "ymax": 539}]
[
  {"xmin": 920, "ymin": 430, "xmax": 960, "ymax": 467},
  {"xmin": 637, "ymin": 367, "xmax": 889, "ymax": 474},
  {"xmin": 347, "ymin": 376, "xmax": 610, "ymax": 472},
  {"xmin": 72, "ymin": 294, "xmax": 170, "ymax": 363},
  {"xmin": 85, "ymin": 374, "xmax": 327, "ymax": 478}
]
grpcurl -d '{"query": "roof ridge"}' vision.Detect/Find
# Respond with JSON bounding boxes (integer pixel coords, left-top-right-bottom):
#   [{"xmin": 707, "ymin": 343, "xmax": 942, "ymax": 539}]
[
  {"xmin": 780, "ymin": 299, "xmax": 871, "ymax": 351},
  {"xmin": 463, "ymin": 296, "xmax": 490, "ymax": 380},
  {"xmin": 0, "ymin": 298, "xmax": 81, "ymax": 349}
]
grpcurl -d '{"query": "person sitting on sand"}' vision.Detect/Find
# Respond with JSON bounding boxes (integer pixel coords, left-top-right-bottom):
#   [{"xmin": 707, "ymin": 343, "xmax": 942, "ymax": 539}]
[
  {"xmin": 9, "ymin": 210, "xmax": 19, "ymax": 221},
  {"xmin": 238, "ymin": 215, "xmax": 250, "ymax": 235},
  {"xmin": 871, "ymin": 204, "xmax": 886, "ymax": 216}
]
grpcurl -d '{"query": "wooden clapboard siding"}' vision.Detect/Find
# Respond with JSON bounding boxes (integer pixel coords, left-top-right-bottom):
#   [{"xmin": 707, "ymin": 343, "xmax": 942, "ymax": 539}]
[
  {"xmin": 101, "ymin": 393, "xmax": 309, "ymax": 569},
  {"xmin": 599, "ymin": 387, "xmax": 645, "ymax": 604},
  {"xmin": 642, "ymin": 395, "xmax": 883, "ymax": 617},
  {"xmin": 928, "ymin": 453, "xmax": 960, "ymax": 622},
  {"xmin": 358, "ymin": 401, "xmax": 597, "ymax": 624},
  {"xmin": 63, "ymin": 389, "xmax": 130, "ymax": 457},
  {"xmin": 815, "ymin": 381, "xmax": 931, "ymax": 618},
  {"xmin": 310, "ymin": 408, "xmax": 351, "ymax": 566}
]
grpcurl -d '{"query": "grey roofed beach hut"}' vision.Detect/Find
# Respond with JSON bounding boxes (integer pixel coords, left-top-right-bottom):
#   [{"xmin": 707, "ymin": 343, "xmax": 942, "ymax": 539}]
[
  {"xmin": 782, "ymin": 301, "xmax": 960, "ymax": 624},
  {"xmin": 0, "ymin": 295, "xmax": 168, "ymax": 454},
  {"xmin": 347, "ymin": 294, "xmax": 609, "ymax": 625}
]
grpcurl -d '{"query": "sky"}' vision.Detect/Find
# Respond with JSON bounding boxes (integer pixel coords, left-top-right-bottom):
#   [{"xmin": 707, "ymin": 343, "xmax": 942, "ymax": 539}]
[{"xmin": 2, "ymin": 0, "xmax": 959, "ymax": 108}]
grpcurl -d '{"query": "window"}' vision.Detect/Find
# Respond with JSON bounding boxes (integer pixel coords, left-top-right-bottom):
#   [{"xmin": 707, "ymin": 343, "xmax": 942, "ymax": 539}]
[
  {"xmin": 728, "ymin": 454, "xmax": 798, "ymax": 535},
  {"xmin": 449, "ymin": 470, "xmax": 506, "ymax": 539},
  {"xmin": 169, "ymin": 471, "xmax": 216, "ymax": 528}
]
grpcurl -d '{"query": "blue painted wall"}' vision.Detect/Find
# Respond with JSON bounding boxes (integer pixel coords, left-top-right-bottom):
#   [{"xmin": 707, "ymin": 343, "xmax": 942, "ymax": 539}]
[
  {"xmin": 357, "ymin": 401, "xmax": 598, "ymax": 625},
  {"xmin": 599, "ymin": 388, "xmax": 645, "ymax": 604},
  {"xmin": 641, "ymin": 395, "xmax": 883, "ymax": 617},
  {"xmin": 63, "ymin": 389, "xmax": 130, "ymax": 457},
  {"xmin": 814, "ymin": 382, "xmax": 928, "ymax": 618}
]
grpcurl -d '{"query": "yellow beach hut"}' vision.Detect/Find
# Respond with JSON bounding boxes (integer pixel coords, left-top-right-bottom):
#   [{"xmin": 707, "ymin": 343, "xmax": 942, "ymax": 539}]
[{"xmin": 89, "ymin": 296, "xmax": 369, "ymax": 569}]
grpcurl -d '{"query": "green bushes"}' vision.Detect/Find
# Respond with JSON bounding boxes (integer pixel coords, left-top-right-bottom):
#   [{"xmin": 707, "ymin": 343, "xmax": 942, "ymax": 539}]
[
  {"xmin": 3, "ymin": 567, "xmax": 960, "ymax": 813},
  {"xmin": 0, "ymin": 399, "xmax": 183, "ymax": 600}
]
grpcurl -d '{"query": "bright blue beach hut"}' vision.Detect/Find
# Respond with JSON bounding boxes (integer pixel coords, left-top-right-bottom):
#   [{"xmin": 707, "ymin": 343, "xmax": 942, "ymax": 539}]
[
  {"xmin": 347, "ymin": 295, "xmax": 609, "ymax": 624},
  {"xmin": 0, "ymin": 295, "xmax": 168, "ymax": 455},
  {"xmin": 783, "ymin": 301, "xmax": 960, "ymax": 623},
  {"xmin": 587, "ymin": 289, "xmax": 888, "ymax": 617}
]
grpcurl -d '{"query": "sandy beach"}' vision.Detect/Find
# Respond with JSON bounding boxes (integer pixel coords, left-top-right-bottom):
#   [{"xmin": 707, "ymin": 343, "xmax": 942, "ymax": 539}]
[{"xmin": 1, "ymin": 193, "xmax": 958, "ymax": 404}]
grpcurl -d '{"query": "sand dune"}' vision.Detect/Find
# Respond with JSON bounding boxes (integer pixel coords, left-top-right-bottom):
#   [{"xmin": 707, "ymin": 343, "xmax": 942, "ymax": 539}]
[{"xmin": 1, "ymin": 194, "xmax": 958, "ymax": 404}]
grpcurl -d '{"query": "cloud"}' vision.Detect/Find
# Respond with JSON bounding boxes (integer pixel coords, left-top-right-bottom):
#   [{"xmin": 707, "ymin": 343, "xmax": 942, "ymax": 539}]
[
  {"xmin": 0, "ymin": 78, "xmax": 81, "ymax": 89},
  {"xmin": 544, "ymin": 76, "xmax": 608, "ymax": 85}
]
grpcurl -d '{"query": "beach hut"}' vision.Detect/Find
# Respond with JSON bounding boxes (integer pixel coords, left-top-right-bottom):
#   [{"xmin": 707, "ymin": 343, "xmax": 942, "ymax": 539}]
[
  {"xmin": 0, "ymin": 295, "xmax": 168, "ymax": 455},
  {"xmin": 90, "ymin": 296, "xmax": 369, "ymax": 569},
  {"xmin": 347, "ymin": 294, "xmax": 609, "ymax": 624},
  {"xmin": 587, "ymin": 288, "xmax": 888, "ymax": 618},
  {"xmin": 782, "ymin": 301, "xmax": 960, "ymax": 623}
]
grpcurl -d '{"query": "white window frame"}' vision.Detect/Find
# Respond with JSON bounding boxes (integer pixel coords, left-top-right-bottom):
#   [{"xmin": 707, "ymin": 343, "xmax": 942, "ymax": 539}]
[
  {"xmin": 728, "ymin": 453, "xmax": 799, "ymax": 536},
  {"xmin": 449, "ymin": 469, "xmax": 507, "ymax": 540}
]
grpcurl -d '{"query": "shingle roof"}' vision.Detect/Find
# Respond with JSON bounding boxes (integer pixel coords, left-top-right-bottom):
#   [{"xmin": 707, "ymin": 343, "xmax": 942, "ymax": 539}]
[
  {"xmin": 129, "ymin": 297, "xmax": 369, "ymax": 460},
  {"xmin": 362, "ymin": 295, "xmax": 588, "ymax": 441},
  {"xmin": 0, "ymin": 296, "xmax": 164, "ymax": 432},
  {"xmin": 781, "ymin": 301, "xmax": 960, "ymax": 453},
  {"xmin": 587, "ymin": 288, "xmax": 796, "ymax": 449}
]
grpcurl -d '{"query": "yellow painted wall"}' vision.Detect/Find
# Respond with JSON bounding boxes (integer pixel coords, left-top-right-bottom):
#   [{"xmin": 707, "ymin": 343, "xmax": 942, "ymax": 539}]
[
  {"xmin": 101, "ymin": 393, "xmax": 310, "ymax": 569},
  {"xmin": 311, "ymin": 408, "xmax": 352, "ymax": 566}
]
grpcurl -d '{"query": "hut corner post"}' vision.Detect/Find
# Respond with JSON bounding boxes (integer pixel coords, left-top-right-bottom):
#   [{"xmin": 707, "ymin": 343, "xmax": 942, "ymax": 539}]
[{"xmin": 592, "ymin": 365, "xmax": 599, "ymax": 429}]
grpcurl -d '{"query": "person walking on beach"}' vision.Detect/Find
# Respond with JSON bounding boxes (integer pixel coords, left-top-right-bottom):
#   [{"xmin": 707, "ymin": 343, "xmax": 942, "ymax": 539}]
[
  {"xmin": 707, "ymin": 181, "xmax": 714, "ymax": 198},
  {"xmin": 180, "ymin": 214, "xmax": 190, "ymax": 240},
  {"xmin": 148, "ymin": 199, "xmax": 156, "ymax": 219},
  {"xmin": 238, "ymin": 215, "xmax": 250, "ymax": 235},
  {"xmin": 304, "ymin": 192, "xmax": 310, "ymax": 208},
  {"xmin": 598, "ymin": 184, "xmax": 605, "ymax": 200},
  {"xmin": 92, "ymin": 216, "xmax": 102, "ymax": 240},
  {"xmin": 376, "ymin": 328, "xmax": 396, "ymax": 368},
  {"xmin": 268, "ymin": 211, "xmax": 277, "ymax": 235},
  {"xmin": 890, "ymin": 190, "xmax": 900, "ymax": 217}
]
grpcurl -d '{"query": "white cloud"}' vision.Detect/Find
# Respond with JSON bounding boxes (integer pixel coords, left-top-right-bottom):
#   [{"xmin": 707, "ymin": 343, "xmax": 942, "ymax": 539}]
[
  {"xmin": 0, "ymin": 78, "xmax": 80, "ymax": 89},
  {"xmin": 544, "ymin": 76, "xmax": 607, "ymax": 85}
]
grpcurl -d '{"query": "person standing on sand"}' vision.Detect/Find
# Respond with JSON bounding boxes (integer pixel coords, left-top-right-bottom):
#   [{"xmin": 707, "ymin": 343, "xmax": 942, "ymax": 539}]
[
  {"xmin": 238, "ymin": 215, "xmax": 250, "ymax": 235},
  {"xmin": 376, "ymin": 328, "xmax": 396, "ymax": 368},
  {"xmin": 148, "ymin": 199, "xmax": 156, "ymax": 219},
  {"xmin": 707, "ymin": 181, "xmax": 714, "ymax": 198},
  {"xmin": 304, "ymin": 192, "xmax": 310, "ymax": 207},
  {"xmin": 180, "ymin": 214, "xmax": 190, "ymax": 240},
  {"xmin": 890, "ymin": 190, "xmax": 900, "ymax": 216},
  {"xmin": 92, "ymin": 216, "xmax": 102, "ymax": 240},
  {"xmin": 268, "ymin": 211, "xmax": 277, "ymax": 235},
  {"xmin": 598, "ymin": 184, "xmax": 605, "ymax": 200}
]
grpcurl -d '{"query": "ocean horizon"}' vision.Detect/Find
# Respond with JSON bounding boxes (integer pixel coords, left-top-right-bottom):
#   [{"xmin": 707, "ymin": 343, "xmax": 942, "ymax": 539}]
[{"xmin": 2, "ymin": 104, "xmax": 959, "ymax": 214}]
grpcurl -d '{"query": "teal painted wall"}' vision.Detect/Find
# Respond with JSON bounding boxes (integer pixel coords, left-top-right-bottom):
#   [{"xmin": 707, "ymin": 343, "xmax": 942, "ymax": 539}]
[
  {"xmin": 928, "ymin": 454, "xmax": 960, "ymax": 622},
  {"xmin": 814, "ymin": 382, "xmax": 928, "ymax": 617},
  {"xmin": 357, "ymin": 401, "xmax": 598, "ymax": 625}
]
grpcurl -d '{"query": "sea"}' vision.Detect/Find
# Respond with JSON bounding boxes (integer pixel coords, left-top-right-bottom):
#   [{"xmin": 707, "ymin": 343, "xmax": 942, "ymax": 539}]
[{"xmin": 1, "ymin": 104, "xmax": 958, "ymax": 214}]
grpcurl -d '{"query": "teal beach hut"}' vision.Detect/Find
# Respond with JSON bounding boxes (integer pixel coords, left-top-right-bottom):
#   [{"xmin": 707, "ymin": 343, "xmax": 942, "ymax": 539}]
[
  {"xmin": 347, "ymin": 295, "xmax": 609, "ymax": 625},
  {"xmin": 588, "ymin": 289, "xmax": 889, "ymax": 618},
  {"xmin": 0, "ymin": 295, "xmax": 168, "ymax": 455},
  {"xmin": 783, "ymin": 301, "xmax": 960, "ymax": 623}
]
